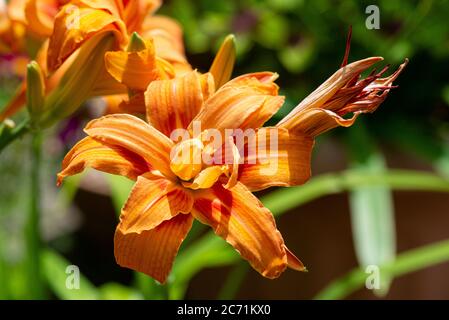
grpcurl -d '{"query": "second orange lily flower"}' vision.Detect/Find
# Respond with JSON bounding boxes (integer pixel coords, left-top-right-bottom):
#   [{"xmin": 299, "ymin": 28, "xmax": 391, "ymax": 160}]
[{"xmin": 0, "ymin": 0, "xmax": 190, "ymax": 123}]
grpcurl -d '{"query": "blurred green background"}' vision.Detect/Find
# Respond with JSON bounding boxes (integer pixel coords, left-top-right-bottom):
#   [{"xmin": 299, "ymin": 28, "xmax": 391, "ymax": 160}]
[{"xmin": 1, "ymin": 0, "xmax": 449, "ymax": 299}]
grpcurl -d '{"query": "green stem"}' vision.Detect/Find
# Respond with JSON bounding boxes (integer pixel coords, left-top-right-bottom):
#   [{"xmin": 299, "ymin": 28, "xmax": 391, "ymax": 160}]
[
  {"xmin": 315, "ymin": 238, "xmax": 449, "ymax": 300},
  {"xmin": 134, "ymin": 272, "xmax": 167, "ymax": 300},
  {"xmin": 0, "ymin": 119, "xmax": 30, "ymax": 154},
  {"xmin": 0, "ymin": 231, "xmax": 8, "ymax": 299},
  {"xmin": 217, "ymin": 262, "xmax": 249, "ymax": 299},
  {"xmin": 25, "ymin": 131, "xmax": 45, "ymax": 299},
  {"xmin": 262, "ymin": 169, "xmax": 449, "ymax": 217}
]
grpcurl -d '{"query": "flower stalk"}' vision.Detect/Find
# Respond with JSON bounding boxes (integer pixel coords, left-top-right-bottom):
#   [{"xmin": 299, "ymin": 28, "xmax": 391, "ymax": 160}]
[{"xmin": 25, "ymin": 130, "xmax": 45, "ymax": 299}]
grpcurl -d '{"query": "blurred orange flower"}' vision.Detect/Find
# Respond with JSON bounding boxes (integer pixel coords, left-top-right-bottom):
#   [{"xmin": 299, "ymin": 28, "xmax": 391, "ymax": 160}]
[
  {"xmin": 0, "ymin": 0, "xmax": 66, "ymax": 54},
  {"xmin": 0, "ymin": 0, "xmax": 190, "ymax": 123}
]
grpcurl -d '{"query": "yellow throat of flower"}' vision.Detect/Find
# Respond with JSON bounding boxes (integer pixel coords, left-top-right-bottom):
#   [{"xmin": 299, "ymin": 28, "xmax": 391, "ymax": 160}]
[{"xmin": 170, "ymin": 138, "xmax": 204, "ymax": 181}]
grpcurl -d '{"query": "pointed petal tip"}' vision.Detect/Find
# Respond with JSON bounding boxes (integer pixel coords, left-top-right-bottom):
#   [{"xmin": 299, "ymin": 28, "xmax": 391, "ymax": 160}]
[
  {"xmin": 284, "ymin": 245, "xmax": 306, "ymax": 272},
  {"xmin": 224, "ymin": 34, "xmax": 236, "ymax": 42},
  {"xmin": 56, "ymin": 176, "xmax": 63, "ymax": 187}
]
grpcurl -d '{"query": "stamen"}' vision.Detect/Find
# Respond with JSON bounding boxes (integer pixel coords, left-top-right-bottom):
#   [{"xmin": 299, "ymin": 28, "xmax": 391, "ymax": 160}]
[{"xmin": 340, "ymin": 26, "xmax": 352, "ymax": 68}]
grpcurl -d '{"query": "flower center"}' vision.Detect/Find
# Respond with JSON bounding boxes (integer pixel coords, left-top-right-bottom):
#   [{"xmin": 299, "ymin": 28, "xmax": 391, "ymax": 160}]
[{"xmin": 170, "ymin": 138, "xmax": 203, "ymax": 181}]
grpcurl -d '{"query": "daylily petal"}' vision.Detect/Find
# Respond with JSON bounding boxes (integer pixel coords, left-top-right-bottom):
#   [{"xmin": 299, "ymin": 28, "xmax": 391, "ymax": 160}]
[
  {"xmin": 223, "ymin": 72, "xmax": 280, "ymax": 95},
  {"xmin": 146, "ymin": 71, "xmax": 215, "ymax": 137},
  {"xmin": 104, "ymin": 40, "xmax": 161, "ymax": 91},
  {"xmin": 80, "ymin": 0, "xmax": 123, "ymax": 17},
  {"xmin": 123, "ymin": 0, "xmax": 161, "ymax": 33},
  {"xmin": 283, "ymin": 107, "xmax": 361, "ymax": 137},
  {"xmin": 192, "ymin": 182, "xmax": 291, "ymax": 279},
  {"xmin": 119, "ymin": 92, "xmax": 146, "ymax": 113},
  {"xmin": 47, "ymin": 3, "xmax": 127, "ymax": 72},
  {"xmin": 102, "ymin": 94, "xmax": 127, "ymax": 114},
  {"xmin": 190, "ymin": 72, "xmax": 284, "ymax": 135},
  {"xmin": 57, "ymin": 136, "xmax": 150, "ymax": 185},
  {"xmin": 169, "ymin": 138, "xmax": 203, "ymax": 181},
  {"xmin": 239, "ymin": 127, "xmax": 314, "ymax": 191},
  {"xmin": 223, "ymin": 137, "xmax": 240, "ymax": 189},
  {"xmin": 118, "ymin": 174, "xmax": 193, "ymax": 234},
  {"xmin": 284, "ymin": 245, "xmax": 305, "ymax": 271},
  {"xmin": 141, "ymin": 15, "xmax": 188, "ymax": 66},
  {"xmin": 24, "ymin": 0, "xmax": 59, "ymax": 38},
  {"xmin": 90, "ymin": 67, "xmax": 128, "ymax": 96},
  {"xmin": 84, "ymin": 114, "xmax": 176, "ymax": 180},
  {"xmin": 182, "ymin": 165, "xmax": 226, "ymax": 190},
  {"xmin": 115, "ymin": 212, "xmax": 193, "ymax": 284},
  {"xmin": 7, "ymin": 0, "xmax": 27, "ymax": 22}
]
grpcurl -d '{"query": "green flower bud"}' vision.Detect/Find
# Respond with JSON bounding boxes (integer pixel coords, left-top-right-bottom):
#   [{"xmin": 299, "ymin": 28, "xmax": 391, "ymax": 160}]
[
  {"xmin": 26, "ymin": 61, "xmax": 45, "ymax": 126},
  {"xmin": 127, "ymin": 32, "xmax": 147, "ymax": 52}
]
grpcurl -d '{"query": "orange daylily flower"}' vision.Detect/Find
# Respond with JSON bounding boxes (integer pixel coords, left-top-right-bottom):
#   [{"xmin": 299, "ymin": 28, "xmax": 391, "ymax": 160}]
[
  {"xmin": 0, "ymin": 0, "xmax": 27, "ymax": 53},
  {"xmin": 57, "ymin": 72, "xmax": 305, "ymax": 282},
  {"xmin": 0, "ymin": 0, "xmax": 65, "ymax": 53},
  {"xmin": 57, "ymin": 50, "xmax": 405, "ymax": 282},
  {"xmin": 1, "ymin": 0, "xmax": 190, "ymax": 123},
  {"xmin": 47, "ymin": 0, "xmax": 189, "ymax": 74}
]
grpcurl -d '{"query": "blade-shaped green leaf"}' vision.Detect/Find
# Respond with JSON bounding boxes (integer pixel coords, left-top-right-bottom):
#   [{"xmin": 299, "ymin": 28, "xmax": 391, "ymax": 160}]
[
  {"xmin": 316, "ymin": 238, "xmax": 449, "ymax": 300},
  {"xmin": 348, "ymin": 152, "xmax": 396, "ymax": 296},
  {"xmin": 99, "ymin": 283, "xmax": 142, "ymax": 300},
  {"xmin": 41, "ymin": 249, "xmax": 99, "ymax": 300},
  {"xmin": 169, "ymin": 233, "xmax": 239, "ymax": 299},
  {"xmin": 345, "ymin": 124, "xmax": 396, "ymax": 296}
]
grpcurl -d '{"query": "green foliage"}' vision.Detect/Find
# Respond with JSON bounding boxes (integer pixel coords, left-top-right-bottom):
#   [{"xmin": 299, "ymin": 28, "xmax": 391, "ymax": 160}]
[
  {"xmin": 345, "ymin": 124, "xmax": 396, "ymax": 296},
  {"xmin": 42, "ymin": 249, "xmax": 99, "ymax": 300},
  {"xmin": 316, "ymin": 238, "xmax": 449, "ymax": 300}
]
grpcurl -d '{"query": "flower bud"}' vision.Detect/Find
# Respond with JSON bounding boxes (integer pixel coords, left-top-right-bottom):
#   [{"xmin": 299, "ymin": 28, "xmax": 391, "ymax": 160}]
[
  {"xmin": 210, "ymin": 34, "xmax": 236, "ymax": 88},
  {"xmin": 127, "ymin": 32, "xmax": 146, "ymax": 52},
  {"xmin": 40, "ymin": 33, "xmax": 115, "ymax": 127},
  {"xmin": 26, "ymin": 61, "xmax": 46, "ymax": 126}
]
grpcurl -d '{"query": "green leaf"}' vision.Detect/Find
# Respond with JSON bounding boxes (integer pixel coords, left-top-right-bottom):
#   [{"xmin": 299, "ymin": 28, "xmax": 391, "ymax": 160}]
[
  {"xmin": 262, "ymin": 169, "xmax": 449, "ymax": 217},
  {"xmin": 169, "ymin": 234, "xmax": 239, "ymax": 299},
  {"xmin": 41, "ymin": 249, "xmax": 99, "ymax": 300},
  {"xmin": 0, "ymin": 118, "xmax": 30, "ymax": 154},
  {"xmin": 217, "ymin": 262, "xmax": 249, "ymax": 299},
  {"xmin": 316, "ymin": 238, "xmax": 449, "ymax": 300},
  {"xmin": 278, "ymin": 41, "xmax": 314, "ymax": 73},
  {"xmin": 256, "ymin": 11, "xmax": 289, "ymax": 49},
  {"xmin": 99, "ymin": 283, "xmax": 142, "ymax": 300},
  {"xmin": 134, "ymin": 272, "xmax": 167, "ymax": 300},
  {"xmin": 345, "ymin": 124, "xmax": 396, "ymax": 296},
  {"xmin": 348, "ymin": 153, "xmax": 395, "ymax": 296}
]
